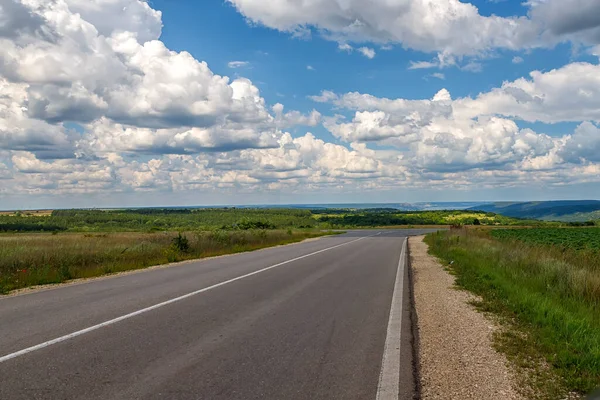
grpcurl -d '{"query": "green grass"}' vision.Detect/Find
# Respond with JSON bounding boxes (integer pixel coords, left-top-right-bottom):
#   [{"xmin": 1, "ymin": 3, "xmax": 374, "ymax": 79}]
[
  {"xmin": 0, "ymin": 230, "xmax": 335, "ymax": 294},
  {"xmin": 425, "ymin": 229, "xmax": 600, "ymax": 399}
]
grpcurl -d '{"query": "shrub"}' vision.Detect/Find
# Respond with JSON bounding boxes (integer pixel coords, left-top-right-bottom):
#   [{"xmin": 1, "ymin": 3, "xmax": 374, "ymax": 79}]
[{"xmin": 171, "ymin": 232, "xmax": 190, "ymax": 253}]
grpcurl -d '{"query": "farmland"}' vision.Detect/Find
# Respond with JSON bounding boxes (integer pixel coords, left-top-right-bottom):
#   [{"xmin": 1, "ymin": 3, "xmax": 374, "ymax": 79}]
[
  {"xmin": 492, "ymin": 227, "xmax": 600, "ymax": 251},
  {"xmin": 426, "ymin": 228, "xmax": 600, "ymax": 398}
]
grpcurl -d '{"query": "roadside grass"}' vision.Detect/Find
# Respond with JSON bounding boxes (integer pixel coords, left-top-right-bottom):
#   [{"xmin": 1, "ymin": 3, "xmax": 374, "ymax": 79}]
[
  {"xmin": 0, "ymin": 230, "xmax": 336, "ymax": 294},
  {"xmin": 425, "ymin": 229, "xmax": 600, "ymax": 399}
]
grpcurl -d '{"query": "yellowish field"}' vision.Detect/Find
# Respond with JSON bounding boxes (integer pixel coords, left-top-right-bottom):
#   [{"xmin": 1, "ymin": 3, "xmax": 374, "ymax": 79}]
[
  {"xmin": 0, "ymin": 210, "xmax": 53, "ymax": 217},
  {"xmin": 0, "ymin": 230, "xmax": 331, "ymax": 294}
]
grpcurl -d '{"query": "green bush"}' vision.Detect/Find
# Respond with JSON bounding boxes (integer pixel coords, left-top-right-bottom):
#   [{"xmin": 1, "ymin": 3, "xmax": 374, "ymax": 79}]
[{"xmin": 171, "ymin": 232, "xmax": 190, "ymax": 253}]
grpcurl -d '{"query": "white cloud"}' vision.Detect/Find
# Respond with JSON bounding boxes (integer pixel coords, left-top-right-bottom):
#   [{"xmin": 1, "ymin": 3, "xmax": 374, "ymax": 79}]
[
  {"xmin": 512, "ymin": 56, "xmax": 524, "ymax": 64},
  {"xmin": 457, "ymin": 62, "xmax": 600, "ymax": 123},
  {"xmin": 227, "ymin": 0, "xmax": 538, "ymax": 57},
  {"xmin": 2, "ymin": 0, "xmax": 600, "ymax": 200},
  {"xmin": 228, "ymin": 0, "xmax": 600, "ymax": 61},
  {"xmin": 431, "ymin": 73, "xmax": 446, "ymax": 80},
  {"xmin": 272, "ymin": 104, "xmax": 321, "ymax": 128},
  {"xmin": 358, "ymin": 47, "xmax": 376, "ymax": 59},
  {"xmin": 0, "ymin": 0, "xmax": 318, "ymax": 159},
  {"xmin": 307, "ymin": 65, "xmax": 315, "ymax": 70},
  {"xmin": 409, "ymin": 60, "xmax": 439, "ymax": 70},
  {"xmin": 313, "ymin": 63, "xmax": 600, "ymax": 173},
  {"xmin": 338, "ymin": 43, "xmax": 353, "ymax": 52},
  {"xmin": 228, "ymin": 61, "xmax": 250, "ymax": 68}
]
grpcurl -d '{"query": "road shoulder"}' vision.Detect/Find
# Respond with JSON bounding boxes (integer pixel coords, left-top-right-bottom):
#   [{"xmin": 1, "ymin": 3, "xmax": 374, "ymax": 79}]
[{"xmin": 410, "ymin": 235, "xmax": 522, "ymax": 399}]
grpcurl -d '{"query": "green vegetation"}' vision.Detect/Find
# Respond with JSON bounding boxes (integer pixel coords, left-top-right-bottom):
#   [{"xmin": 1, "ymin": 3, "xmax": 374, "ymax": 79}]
[
  {"xmin": 314, "ymin": 209, "xmax": 541, "ymax": 227},
  {"xmin": 426, "ymin": 228, "xmax": 600, "ymax": 398},
  {"xmin": 0, "ymin": 208, "xmax": 318, "ymax": 232},
  {"xmin": 0, "ymin": 207, "xmax": 548, "ymax": 294},
  {"xmin": 492, "ymin": 227, "xmax": 600, "ymax": 251},
  {"xmin": 0, "ymin": 207, "xmax": 545, "ymax": 234},
  {"xmin": 0, "ymin": 230, "xmax": 330, "ymax": 294}
]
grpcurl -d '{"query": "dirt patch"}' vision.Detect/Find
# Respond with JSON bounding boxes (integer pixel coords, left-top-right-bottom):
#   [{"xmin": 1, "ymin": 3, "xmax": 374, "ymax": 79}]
[{"xmin": 410, "ymin": 235, "xmax": 523, "ymax": 400}]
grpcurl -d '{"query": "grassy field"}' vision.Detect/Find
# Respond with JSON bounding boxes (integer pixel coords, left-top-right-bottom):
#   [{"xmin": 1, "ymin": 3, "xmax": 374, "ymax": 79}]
[
  {"xmin": 0, "ymin": 230, "xmax": 331, "ymax": 294},
  {"xmin": 425, "ymin": 228, "xmax": 600, "ymax": 398}
]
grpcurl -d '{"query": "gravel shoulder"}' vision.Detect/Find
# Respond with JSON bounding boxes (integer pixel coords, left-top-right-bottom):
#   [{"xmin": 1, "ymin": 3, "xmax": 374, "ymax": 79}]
[{"xmin": 410, "ymin": 235, "xmax": 523, "ymax": 400}]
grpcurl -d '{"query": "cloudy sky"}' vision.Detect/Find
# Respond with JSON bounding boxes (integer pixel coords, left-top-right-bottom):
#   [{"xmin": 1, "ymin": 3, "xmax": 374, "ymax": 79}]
[{"xmin": 1, "ymin": 0, "xmax": 600, "ymax": 209}]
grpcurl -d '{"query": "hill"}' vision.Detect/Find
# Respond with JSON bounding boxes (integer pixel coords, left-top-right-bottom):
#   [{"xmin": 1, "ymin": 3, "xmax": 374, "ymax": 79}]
[{"xmin": 470, "ymin": 201, "xmax": 600, "ymax": 222}]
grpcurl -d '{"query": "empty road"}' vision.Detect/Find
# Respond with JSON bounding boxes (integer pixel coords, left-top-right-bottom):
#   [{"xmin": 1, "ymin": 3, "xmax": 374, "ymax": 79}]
[{"xmin": 0, "ymin": 229, "xmax": 437, "ymax": 400}]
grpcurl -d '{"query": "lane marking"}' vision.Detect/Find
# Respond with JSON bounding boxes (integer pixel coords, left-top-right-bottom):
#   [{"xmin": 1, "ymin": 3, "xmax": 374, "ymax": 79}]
[
  {"xmin": 376, "ymin": 237, "xmax": 408, "ymax": 400},
  {"xmin": 0, "ymin": 233, "xmax": 378, "ymax": 364}
]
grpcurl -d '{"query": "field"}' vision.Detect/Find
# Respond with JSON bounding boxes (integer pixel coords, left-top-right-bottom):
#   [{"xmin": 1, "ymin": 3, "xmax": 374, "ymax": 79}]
[
  {"xmin": 492, "ymin": 227, "xmax": 600, "ymax": 251},
  {"xmin": 426, "ymin": 228, "xmax": 600, "ymax": 398},
  {"xmin": 0, "ymin": 230, "xmax": 330, "ymax": 294},
  {"xmin": 0, "ymin": 208, "xmax": 544, "ymax": 234},
  {"xmin": 0, "ymin": 207, "xmax": 551, "ymax": 295}
]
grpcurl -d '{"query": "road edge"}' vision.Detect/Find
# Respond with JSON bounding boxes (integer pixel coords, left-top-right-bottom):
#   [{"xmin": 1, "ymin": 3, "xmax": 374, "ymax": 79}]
[{"xmin": 407, "ymin": 237, "xmax": 422, "ymax": 400}]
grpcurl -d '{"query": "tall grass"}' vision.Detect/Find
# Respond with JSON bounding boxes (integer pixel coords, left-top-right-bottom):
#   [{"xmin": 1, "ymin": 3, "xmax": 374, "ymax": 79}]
[
  {"xmin": 0, "ymin": 230, "xmax": 330, "ymax": 294},
  {"xmin": 425, "ymin": 229, "xmax": 600, "ymax": 398}
]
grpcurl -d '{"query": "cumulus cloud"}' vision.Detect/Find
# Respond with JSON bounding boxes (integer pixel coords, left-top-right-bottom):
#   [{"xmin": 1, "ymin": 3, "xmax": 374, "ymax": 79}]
[
  {"xmin": 228, "ymin": 0, "xmax": 600, "ymax": 60},
  {"xmin": 0, "ymin": 0, "xmax": 317, "ymax": 159},
  {"xmin": 456, "ymin": 62, "xmax": 600, "ymax": 123},
  {"xmin": 2, "ymin": 0, "xmax": 600, "ymax": 201},
  {"xmin": 227, "ymin": 0, "xmax": 536, "ymax": 57},
  {"xmin": 313, "ymin": 64, "xmax": 600, "ymax": 172}
]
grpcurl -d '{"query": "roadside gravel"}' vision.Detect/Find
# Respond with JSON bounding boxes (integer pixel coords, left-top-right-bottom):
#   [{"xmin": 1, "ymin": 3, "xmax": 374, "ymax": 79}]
[{"xmin": 410, "ymin": 235, "xmax": 523, "ymax": 400}]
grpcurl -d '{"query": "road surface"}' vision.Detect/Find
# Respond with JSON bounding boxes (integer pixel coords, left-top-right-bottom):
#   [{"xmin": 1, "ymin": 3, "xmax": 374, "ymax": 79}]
[{"xmin": 0, "ymin": 229, "xmax": 438, "ymax": 400}]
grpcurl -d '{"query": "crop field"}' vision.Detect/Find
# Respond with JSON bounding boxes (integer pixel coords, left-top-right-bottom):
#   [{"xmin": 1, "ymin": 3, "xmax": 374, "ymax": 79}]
[{"xmin": 492, "ymin": 227, "xmax": 600, "ymax": 251}]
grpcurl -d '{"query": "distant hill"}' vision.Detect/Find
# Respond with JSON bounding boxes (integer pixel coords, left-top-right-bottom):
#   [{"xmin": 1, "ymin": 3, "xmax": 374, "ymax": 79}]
[{"xmin": 469, "ymin": 201, "xmax": 600, "ymax": 222}]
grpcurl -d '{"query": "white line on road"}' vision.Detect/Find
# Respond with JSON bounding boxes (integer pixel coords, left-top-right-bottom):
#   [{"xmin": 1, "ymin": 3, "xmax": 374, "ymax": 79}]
[
  {"xmin": 0, "ymin": 233, "xmax": 378, "ymax": 364},
  {"xmin": 376, "ymin": 237, "xmax": 408, "ymax": 400}
]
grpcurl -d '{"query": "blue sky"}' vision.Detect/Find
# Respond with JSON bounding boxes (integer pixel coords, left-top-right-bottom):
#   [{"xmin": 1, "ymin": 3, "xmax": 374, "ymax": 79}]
[
  {"xmin": 1, "ymin": 0, "xmax": 600, "ymax": 209},
  {"xmin": 155, "ymin": 0, "xmax": 596, "ymax": 139}
]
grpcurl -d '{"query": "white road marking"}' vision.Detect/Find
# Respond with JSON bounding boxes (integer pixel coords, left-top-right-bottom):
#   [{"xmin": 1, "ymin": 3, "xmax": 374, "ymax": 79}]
[
  {"xmin": 376, "ymin": 237, "xmax": 408, "ymax": 400},
  {"xmin": 0, "ymin": 233, "xmax": 378, "ymax": 364}
]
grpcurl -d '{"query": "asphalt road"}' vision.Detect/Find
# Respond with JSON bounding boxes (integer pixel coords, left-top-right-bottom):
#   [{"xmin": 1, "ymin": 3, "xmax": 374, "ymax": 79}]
[{"xmin": 0, "ymin": 229, "xmax": 438, "ymax": 400}]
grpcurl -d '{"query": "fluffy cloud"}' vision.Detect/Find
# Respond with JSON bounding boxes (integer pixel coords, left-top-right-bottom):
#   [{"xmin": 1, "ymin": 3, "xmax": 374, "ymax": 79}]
[
  {"xmin": 314, "ymin": 62, "xmax": 600, "ymax": 172},
  {"xmin": 0, "ymin": 0, "xmax": 314, "ymax": 159},
  {"xmin": 2, "ymin": 0, "xmax": 600, "ymax": 201},
  {"xmin": 528, "ymin": 0, "xmax": 600, "ymax": 45},
  {"xmin": 228, "ymin": 0, "xmax": 600, "ymax": 59},
  {"xmin": 358, "ymin": 47, "xmax": 375, "ymax": 59},
  {"xmin": 456, "ymin": 62, "xmax": 600, "ymax": 123},
  {"xmin": 227, "ymin": 0, "xmax": 535, "ymax": 56}
]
